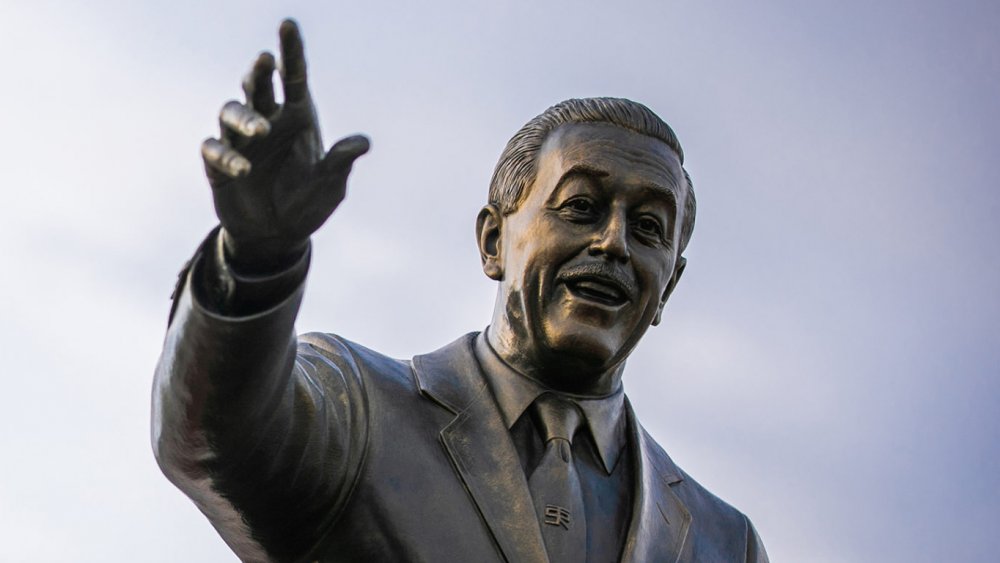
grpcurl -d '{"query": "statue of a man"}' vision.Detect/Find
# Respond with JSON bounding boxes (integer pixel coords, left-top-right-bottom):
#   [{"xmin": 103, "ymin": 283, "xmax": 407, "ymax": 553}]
[{"xmin": 153, "ymin": 19, "xmax": 768, "ymax": 563}]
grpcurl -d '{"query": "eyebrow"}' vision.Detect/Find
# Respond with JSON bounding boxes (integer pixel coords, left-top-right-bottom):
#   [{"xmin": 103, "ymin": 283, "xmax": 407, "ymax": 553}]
[
  {"xmin": 637, "ymin": 184, "xmax": 678, "ymax": 216},
  {"xmin": 553, "ymin": 163, "xmax": 678, "ymax": 208},
  {"xmin": 553, "ymin": 164, "xmax": 610, "ymax": 193}
]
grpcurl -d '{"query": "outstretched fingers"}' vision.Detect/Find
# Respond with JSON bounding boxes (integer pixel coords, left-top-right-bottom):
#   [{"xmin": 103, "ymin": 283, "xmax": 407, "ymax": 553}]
[
  {"xmin": 202, "ymin": 138, "xmax": 251, "ymax": 178},
  {"xmin": 278, "ymin": 19, "xmax": 308, "ymax": 103},
  {"xmin": 206, "ymin": 101, "xmax": 269, "ymax": 179},
  {"xmin": 243, "ymin": 52, "xmax": 278, "ymax": 116}
]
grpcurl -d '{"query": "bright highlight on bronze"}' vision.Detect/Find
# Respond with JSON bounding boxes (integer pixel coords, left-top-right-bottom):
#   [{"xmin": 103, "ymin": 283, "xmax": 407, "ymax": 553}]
[
  {"xmin": 200, "ymin": 138, "xmax": 251, "ymax": 178},
  {"xmin": 220, "ymin": 101, "xmax": 271, "ymax": 138}
]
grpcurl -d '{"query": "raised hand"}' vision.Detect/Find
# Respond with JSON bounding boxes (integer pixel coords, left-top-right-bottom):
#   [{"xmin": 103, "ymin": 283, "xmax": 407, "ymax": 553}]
[{"xmin": 201, "ymin": 19, "xmax": 370, "ymax": 274}]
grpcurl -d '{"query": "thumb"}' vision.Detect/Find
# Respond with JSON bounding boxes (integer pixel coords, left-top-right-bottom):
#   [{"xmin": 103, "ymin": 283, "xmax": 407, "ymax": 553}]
[{"xmin": 315, "ymin": 134, "xmax": 371, "ymax": 180}]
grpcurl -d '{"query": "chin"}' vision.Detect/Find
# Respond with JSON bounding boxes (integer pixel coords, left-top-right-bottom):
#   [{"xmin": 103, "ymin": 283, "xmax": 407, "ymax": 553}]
[{"xmin": 542, "ymin": 324, "xmax": 624, "ymax": 373}]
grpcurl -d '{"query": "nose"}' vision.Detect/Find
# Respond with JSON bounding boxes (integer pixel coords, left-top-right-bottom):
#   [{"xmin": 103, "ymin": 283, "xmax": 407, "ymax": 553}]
[{"xmin": 588, "ymin": 212, "xmax": 630, "ymax": 262}]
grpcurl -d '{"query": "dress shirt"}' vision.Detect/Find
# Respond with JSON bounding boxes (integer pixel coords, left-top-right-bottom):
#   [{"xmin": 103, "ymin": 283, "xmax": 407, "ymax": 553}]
[{"xmin": 473, "ymin": 333, "xmax": 633, "ymax": 563}]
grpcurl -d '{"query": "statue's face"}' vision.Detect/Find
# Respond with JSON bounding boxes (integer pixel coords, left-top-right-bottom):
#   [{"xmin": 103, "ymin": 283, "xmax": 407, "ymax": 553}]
[{"xmin": 496, "ymin": 122, "xmax": 687, "ymax": 387}]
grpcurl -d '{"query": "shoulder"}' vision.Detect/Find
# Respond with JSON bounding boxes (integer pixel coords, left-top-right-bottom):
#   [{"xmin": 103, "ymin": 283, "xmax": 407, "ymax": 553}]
[
  {"xmin": 296, "ymin": 332, "xmax": 425, "ymax": 396},
  {"xmin": 299, "ymin": 332, "xmax": 409, "ymax": 373},
  {"xmin": 638, "ymin": 427, "xmax": 746, "ymax": 522},
  {"xmin": 637, "ymin": 425, "xmax": 769, "ymax": 562}
]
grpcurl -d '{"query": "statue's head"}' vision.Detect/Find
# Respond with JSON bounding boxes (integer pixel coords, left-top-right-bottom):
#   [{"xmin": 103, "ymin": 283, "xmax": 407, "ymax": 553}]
[{"xmin": 477, "ymin": 98, "xmax": 695, "ymax": 393}]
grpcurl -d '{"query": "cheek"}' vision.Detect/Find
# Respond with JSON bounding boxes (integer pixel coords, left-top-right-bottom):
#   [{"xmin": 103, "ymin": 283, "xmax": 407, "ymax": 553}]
[
  {"xmin": 508, "ymin": 221, "xmax": 565, "ymax": 274},
  {"xmin": 637, "ymin": 257, "xmax": 675, "ymax": 298},
  {"xmin": 505, "ymin": 241, "xmax": 542, "ymax": 282}
]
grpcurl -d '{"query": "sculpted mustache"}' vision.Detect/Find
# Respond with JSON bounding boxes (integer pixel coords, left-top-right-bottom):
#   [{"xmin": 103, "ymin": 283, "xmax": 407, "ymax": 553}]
[{"xmin": 558, "ymin": 263, "xmax": 637, "ymax": 299}]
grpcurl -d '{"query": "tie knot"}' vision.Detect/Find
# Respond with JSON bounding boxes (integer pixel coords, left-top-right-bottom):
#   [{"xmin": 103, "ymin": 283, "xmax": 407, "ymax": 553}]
[{"xmin": 531, "ymin": 394, "xmax": 583, "ymax": 444}]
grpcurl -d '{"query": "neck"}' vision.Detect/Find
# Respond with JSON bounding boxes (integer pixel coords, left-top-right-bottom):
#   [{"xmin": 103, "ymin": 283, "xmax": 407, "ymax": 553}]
[{"xmin": 486, "ymin": 308, "xmax": 625, "ymax": 397}]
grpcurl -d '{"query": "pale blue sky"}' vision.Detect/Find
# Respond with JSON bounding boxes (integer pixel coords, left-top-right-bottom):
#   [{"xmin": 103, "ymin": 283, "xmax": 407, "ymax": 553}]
[{"xmin": 1, "ymin": 1, "xmax": 997, "ymax": 561}]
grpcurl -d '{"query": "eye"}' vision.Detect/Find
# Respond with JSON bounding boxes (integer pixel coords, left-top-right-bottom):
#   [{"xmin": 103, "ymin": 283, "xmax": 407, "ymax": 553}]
[
  {"xmin": 634, "ymin": 216, "xmax": 665, "ymax": 240},
  {"xmin": 558, "ymin": 197, "xmax": 599, "ymax": 221}
]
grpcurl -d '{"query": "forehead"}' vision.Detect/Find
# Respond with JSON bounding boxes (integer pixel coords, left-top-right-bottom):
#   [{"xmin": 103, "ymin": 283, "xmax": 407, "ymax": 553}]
[{"xmin": 535, "ymin": 122, "xmax": 684, "ymax": 199}]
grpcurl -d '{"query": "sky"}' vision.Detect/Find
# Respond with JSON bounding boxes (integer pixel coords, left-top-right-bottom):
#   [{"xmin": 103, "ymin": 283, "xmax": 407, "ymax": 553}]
[{"xmin": 0, "ymin": 0, "xmax": 997, "ymax": 561}]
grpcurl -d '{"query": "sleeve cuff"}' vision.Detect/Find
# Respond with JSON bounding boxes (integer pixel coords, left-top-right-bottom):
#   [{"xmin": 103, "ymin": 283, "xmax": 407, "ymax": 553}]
[{"xmin": 188, "ymin": 227, "xmax": 311, "ymax": 317}]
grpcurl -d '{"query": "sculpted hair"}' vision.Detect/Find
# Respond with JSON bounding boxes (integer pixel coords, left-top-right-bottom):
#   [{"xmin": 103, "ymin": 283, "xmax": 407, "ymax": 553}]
[{"xmin": 489, "ymin": 97, "xmax": 697, "ymax": 252}]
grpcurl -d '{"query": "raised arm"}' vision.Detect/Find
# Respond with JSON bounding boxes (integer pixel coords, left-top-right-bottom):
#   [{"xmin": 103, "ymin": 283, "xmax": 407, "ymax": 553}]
[{"xmin": 151, "ymin": 20, "xmax": 369, "ymax": 562}]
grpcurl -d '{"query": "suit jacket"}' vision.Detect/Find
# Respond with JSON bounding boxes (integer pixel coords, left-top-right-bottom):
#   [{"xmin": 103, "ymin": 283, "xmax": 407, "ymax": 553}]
[{"xmin": 153, "ymin": 244, "xmax": 768, "ymax": 563}]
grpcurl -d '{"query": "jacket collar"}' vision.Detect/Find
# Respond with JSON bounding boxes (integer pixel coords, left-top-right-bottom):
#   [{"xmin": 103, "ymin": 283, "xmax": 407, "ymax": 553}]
[{"xmin": 412, "ymin": 333, "xmax": 691, "ymax": 563}]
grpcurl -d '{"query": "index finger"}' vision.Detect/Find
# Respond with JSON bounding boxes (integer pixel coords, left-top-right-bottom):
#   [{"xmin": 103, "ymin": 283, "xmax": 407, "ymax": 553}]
[{"xmin": 279, "ymin": 19, "xmax": 308, "ymax": 103}]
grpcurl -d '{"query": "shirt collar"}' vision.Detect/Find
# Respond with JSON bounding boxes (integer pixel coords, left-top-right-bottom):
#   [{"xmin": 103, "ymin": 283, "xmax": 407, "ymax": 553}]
[{"xmin": 473, "ymin": 331, "xmax": 627, "ymax": 474}]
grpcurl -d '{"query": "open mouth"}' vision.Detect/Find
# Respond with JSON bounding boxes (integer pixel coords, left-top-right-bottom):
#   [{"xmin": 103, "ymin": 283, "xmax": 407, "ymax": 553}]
[{"xmin": 565, "ymin": 277, "xmax": 629, "ymax": 307}]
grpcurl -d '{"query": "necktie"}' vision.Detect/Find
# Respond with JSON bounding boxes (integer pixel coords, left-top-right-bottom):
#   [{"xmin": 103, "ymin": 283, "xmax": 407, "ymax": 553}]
[{"xmin": 528, "ymin": 394, "xmax": 587, "ymax": 563}]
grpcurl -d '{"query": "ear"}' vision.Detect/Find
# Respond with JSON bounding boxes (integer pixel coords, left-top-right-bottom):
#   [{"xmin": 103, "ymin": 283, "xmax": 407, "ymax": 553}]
[
  {"xmin": 652, "ymin": 256, "xmax": 686, "ymax": 326},
  {"xmin": 476, "ymin": 204, "xmax": 504, "ymax": 281}
]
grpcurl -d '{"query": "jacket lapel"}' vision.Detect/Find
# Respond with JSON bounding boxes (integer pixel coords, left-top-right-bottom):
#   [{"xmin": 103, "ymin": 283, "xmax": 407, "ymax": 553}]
[
  {"xmin": 620, "ymin": 401, "xmax": 692, "ymax": 563},
  {"xmin": 412, "ymin": 333, "xmax": 549, "ymax": 563},
  {"xmin": 413, "ymin": 335, "xmax": 692, "ymax": 563}
]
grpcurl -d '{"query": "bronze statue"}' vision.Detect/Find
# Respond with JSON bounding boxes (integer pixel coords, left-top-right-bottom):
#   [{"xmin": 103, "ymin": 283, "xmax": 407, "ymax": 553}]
[{"xmin": 153, "ymin": 19, "xmax": 768, "ymax": 563}]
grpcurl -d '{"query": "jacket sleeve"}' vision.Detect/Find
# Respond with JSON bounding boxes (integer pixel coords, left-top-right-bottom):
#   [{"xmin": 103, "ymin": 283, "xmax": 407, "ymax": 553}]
[{"xmin": 151, "ymin": 231, "xmax": 368, "ymax": 563}]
